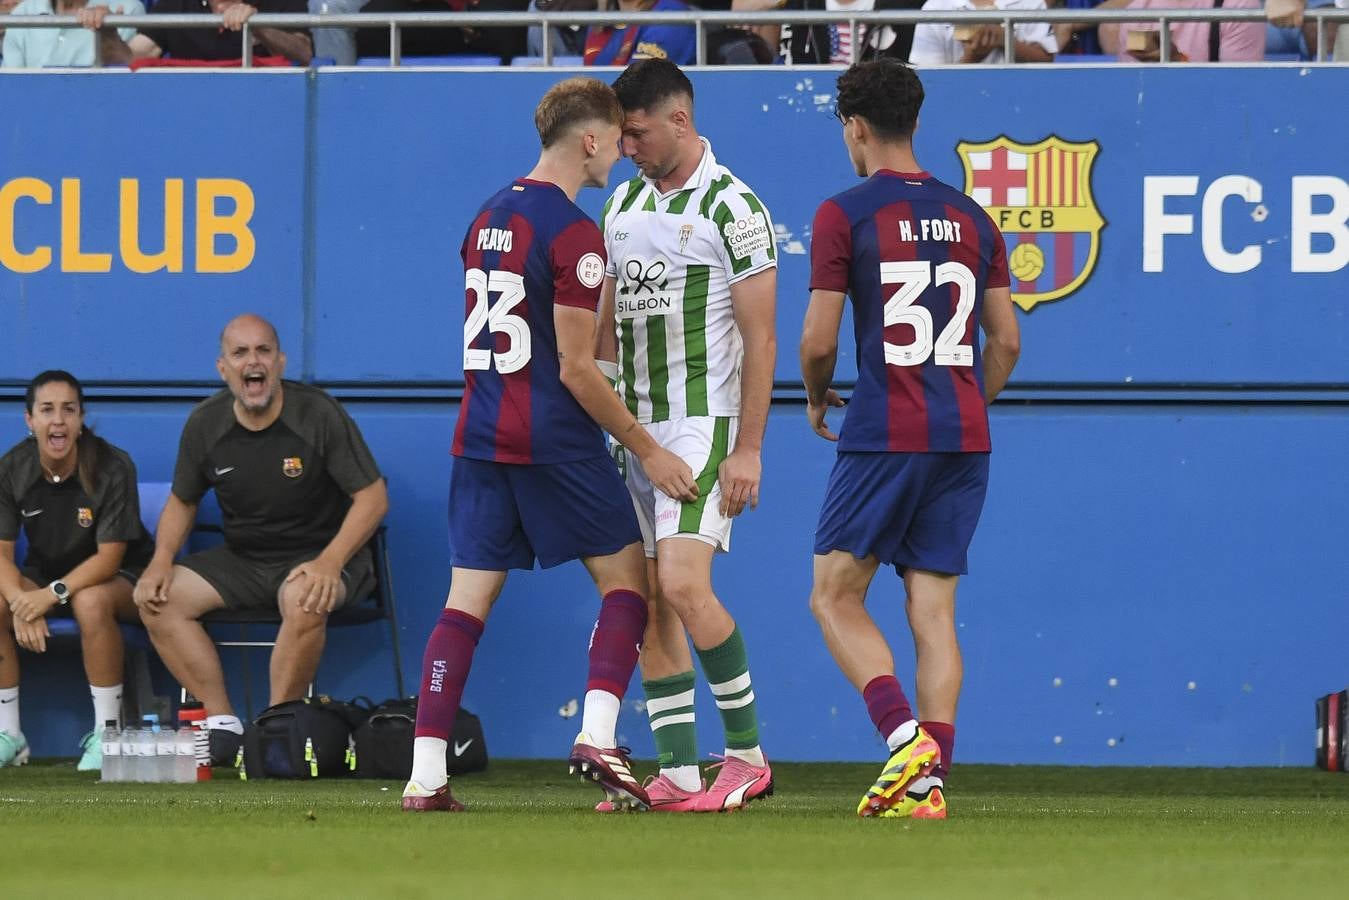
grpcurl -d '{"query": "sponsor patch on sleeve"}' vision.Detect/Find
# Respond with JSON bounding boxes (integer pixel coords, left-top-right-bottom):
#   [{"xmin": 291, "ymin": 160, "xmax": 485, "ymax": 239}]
[
  {"xmin": 576, "ymin": 252, "xmax": 605, "ymax": 288},
  {"xmin": 723, "ymin": 212, "xmax": 772, "ymax": 261}
]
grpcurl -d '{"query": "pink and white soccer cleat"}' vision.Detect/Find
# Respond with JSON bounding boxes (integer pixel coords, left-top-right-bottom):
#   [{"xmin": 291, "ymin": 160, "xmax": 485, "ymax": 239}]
[
  {"xmin": 595, "ymin": 773, "xmax": 704, "ymax": 813},
  {"xmin": 692, "ymin": 755, "xmax": 773, "ymax": 812}
]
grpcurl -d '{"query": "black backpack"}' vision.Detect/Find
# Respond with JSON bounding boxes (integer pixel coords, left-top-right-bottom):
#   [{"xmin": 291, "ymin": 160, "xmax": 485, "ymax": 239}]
[
  {"xmin": 353, "ymin": 698, "xmax": 488, "ymax": 779},
  {"xmin": 241, "ymin": 696, "xmax": 371, "ymax": 780}
]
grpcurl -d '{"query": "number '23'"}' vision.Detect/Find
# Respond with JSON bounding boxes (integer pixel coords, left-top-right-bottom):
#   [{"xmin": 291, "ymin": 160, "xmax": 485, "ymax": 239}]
[{"xmin": 463, "ymin": 268, "xmax": 531, "ymax": 374}]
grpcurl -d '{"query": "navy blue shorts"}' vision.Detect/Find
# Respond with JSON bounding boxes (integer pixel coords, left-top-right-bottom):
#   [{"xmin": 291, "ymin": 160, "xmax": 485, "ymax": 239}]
[
  {"xmin": 448, "ymin": 455, "xmax": 642, "ymax": 571},
  {"xmin": 814, "ymin": 451, "xmax": 990, "ymax": 576}
]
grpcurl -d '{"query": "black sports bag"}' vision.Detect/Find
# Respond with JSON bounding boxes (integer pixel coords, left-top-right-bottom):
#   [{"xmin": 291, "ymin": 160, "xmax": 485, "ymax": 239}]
[
  {"xmin": 241, "ymin": 696, "xmax": 371, "ymax": 779},
  {"xmin": 353, "ymin": 698, "xmax": 487, "ymax": 779}
]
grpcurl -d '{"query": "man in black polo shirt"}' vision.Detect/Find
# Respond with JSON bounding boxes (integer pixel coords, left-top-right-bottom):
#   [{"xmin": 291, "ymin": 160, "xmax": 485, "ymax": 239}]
[
  {"xmin": 135, "ymin": 314, "xmax": 387, "ymax": 763},
  {"xmin": 95, "ymin": 0, "xmax": 312, "ymax": 65}
]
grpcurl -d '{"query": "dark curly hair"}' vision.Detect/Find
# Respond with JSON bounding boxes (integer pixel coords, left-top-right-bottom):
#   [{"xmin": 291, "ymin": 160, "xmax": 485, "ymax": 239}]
[
  {"xmin": 612, "ymin": 58, "xmax": 694, "ymax": 114},
  {"xmin": 835, "ymin": 59, "xmax": 924, "ymax": 141}
]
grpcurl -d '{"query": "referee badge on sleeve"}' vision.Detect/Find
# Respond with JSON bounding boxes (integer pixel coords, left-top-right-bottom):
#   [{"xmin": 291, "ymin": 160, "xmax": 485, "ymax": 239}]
[
  {"xmin": 77, "ymin": 507, "xmax": 94, "ymax": 528},
  {"xmin": 282, "ymin": 457, "xmax": 304, "ymax": 478}
]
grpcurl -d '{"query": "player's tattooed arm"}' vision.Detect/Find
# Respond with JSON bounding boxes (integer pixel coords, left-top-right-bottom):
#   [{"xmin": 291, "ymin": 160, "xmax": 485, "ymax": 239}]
[
  {"xmin": 980, "ymin": 286, "xmax": 1021, "ymax": 405},
  {"xmin": 800, "ymin": 289, "xmax": 847, "ymax": 441}
]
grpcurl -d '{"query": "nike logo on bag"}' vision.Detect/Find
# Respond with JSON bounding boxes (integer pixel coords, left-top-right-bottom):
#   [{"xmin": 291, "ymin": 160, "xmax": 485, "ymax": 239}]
[
  {"xmin": 0, "ymin": 697, "xmax": 15, "ymax": 704},
  {"xmin": 214, "ymin": 467, "xmax": 236, "ymax": 477},
  {"xmin": 20, "ymin": 509, "xmax": 42, "ymax": 518},
  {"xmin": 453, "ymin": 739, "xmax": 474, "ymax": 757}
]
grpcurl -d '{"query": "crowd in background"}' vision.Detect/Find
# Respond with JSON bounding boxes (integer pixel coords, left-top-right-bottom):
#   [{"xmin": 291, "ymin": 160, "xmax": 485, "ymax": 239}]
[{"xmin": 0, "ymin": 0, "xmax": 1345, "ymax": 67}]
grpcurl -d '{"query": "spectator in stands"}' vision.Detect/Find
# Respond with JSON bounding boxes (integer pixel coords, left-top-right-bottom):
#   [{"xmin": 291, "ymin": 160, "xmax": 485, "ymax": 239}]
[
  {"xmin": 1100, "ymin": 0, "xmax": 1264, "ymax": 61},
  {"xmin": 1269, "ymin": 0, "xmax": 1347, "ymax": 59},
  {"xmin": 1340, "ymin": 0, "xmax": 1348, "ymax": 58},
  {"xmin": 0, "ymin": 371, "xmax": 154, "ymax": 771},
  {"xmin": 0, "ymin": 0, "xmax": 24, "ymax": 61},
  {"xmin": 354, "ymin": 0, "xmax": 527, "ymax": 63},
  {"xmin": 1299, "ymin": 0, "xmax": 1341, "ymax": 57},
  {"xmin": 133, "ymin": 314, "xmax": 387, "ymax": 766},
  {"xmin": 95, "ymin": 0, "xmax": 313, "ymax": 65},
  {"xmin": 528, "ymin": 0, "xmax": 592, "ymax": 59},
  {"xmin": 584, "ymin": 0, "xmax": 696, "ymax": 64},
  {"xmin": 909, "ymin": 0, "xmax": 1057, "ymax": 63},
  {"xmin": 309, "ymin": 0, "xmax": 367, "ymax": 65},
  {"xmin": 777, "ymin": 0, "xmax": 925, "ymax": 65},
  {"xmin": 1, "ymin": 0, "xmax": 144, "ymax": 68},
  {"xmin": 1049, "ymin": 0, "xmax": 1116, "ymax": 55}
]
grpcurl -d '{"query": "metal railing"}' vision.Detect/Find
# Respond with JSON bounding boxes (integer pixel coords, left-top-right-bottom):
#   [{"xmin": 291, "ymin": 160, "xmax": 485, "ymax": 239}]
[{"xmin": 2, "ymin": 8, "xmax": 1346, "ymax": 67}]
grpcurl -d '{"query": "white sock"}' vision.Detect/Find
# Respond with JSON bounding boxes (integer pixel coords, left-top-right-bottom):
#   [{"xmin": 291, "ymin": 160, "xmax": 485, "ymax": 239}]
[
  {"xmin": 580, "ymin": 689, "xmax": 621, "ymax": 749},
  {"xmin": 725, "ymin": 745, "xmax": 766, "ymax": 767},
  {"xmin": 660, "ymin": 764, "xmax": 702, "ymax": 793},
  {"xmin": 913, "ymin": 774, "xmax": 943, "ymax": 790},
  {"xmin": 91, "ymin": 684, "xmax": 123, "ymax": 732},
  {"xmin": 207, "ymin": 714, "xmax": 244, "ymax": 735},
  {"xmin": 0, "ymin": 687, "xmax": 18, "ymax": 737},
  {"xmin": 409, "ymin": 736, "xmax": 448, "ymax": 791},
  {"xmin": 885, "ymin": 719, "xmax": 919, "ymax": 752}
]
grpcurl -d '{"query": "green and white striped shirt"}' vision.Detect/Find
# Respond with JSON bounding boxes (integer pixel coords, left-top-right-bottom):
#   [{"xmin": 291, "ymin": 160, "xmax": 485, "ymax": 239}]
[{"xmin": 601, "ymin": 138, "xmax": 776, "ymax": 424}]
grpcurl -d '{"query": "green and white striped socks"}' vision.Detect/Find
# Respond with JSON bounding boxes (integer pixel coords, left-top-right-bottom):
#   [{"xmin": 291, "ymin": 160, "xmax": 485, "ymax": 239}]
[
  {"xmin": 697, "ymin": 626, "xmax": 765, "ymax": 767},
  {"xmin": 644, "ymin": 672, "xmax": 701, "ymax": 792}
]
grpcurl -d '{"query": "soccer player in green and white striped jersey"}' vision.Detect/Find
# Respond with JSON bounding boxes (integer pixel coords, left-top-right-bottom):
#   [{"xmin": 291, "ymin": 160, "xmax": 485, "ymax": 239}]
[{"xmin": 594, "ymin": 60, "xmax": 777, "ymax": 813}]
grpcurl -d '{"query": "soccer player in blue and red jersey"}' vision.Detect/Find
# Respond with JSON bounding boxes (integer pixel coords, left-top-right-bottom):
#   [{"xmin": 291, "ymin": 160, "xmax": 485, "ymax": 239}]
[
  {"xmin": 402, "ymin": 78, "xmax": 698, "ymax": 813},
  {"xmin": 800, "ymin": 59, "xmax": 1021, "ymax": 820}
]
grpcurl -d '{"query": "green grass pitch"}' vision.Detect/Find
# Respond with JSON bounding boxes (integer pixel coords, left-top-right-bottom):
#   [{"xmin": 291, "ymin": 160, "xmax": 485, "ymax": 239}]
[{"xmin": 3, "ymin": 761, "xmax": 1346, "ymax": 899}]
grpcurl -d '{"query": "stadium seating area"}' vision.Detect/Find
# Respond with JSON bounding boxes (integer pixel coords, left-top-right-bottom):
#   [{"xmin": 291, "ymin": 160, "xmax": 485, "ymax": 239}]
[{"xmin": 1, "ymin": 0, "xmax": 1343, "ymax": 67}]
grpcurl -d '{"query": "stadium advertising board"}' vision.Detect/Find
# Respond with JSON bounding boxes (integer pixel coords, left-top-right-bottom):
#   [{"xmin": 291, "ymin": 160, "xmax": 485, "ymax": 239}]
[{"xmin": 1, "ymin": 67, "xmax": 1345, "ymax": 387}]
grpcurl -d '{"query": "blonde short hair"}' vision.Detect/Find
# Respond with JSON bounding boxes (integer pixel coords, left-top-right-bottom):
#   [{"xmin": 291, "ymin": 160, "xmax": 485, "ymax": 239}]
[{"xmin": 535, "ymin": 77, "xmax": 624, "ymax": 148}]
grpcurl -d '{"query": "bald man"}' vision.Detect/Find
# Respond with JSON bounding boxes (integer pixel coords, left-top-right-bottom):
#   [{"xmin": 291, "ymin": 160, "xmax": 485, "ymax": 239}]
[{"xmin": 134, "ymin": 314, "xmax": 388, "ymax": 764}]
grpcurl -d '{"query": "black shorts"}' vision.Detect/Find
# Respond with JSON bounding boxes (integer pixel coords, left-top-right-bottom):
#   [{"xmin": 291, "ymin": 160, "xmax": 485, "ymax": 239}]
[
  {"xmin": 178, "ymin": 544, "xmax": 375, "ymax": 612},
  {"xmin": 18, "ymin": 565, "xmax": 142, "ymax": 618}
]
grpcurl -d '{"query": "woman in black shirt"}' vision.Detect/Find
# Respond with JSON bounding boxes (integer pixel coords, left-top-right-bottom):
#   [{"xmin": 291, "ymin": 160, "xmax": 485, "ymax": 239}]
[{"xmin": 0, "ymin": 371, "xmax": 153, "ymax": 770}]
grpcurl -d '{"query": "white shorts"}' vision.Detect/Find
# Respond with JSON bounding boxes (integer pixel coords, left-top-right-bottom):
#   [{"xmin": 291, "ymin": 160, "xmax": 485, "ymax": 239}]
[{"xmin": 618, "ymin": 416, "xmax": 738, "ymax": 558}]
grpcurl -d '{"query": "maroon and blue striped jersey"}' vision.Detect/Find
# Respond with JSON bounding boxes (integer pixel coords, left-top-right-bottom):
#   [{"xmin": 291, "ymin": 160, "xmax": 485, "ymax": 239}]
[
  {"xmin": 810, "ymin": 169, "xmax": 1010, "ymax": 453},
  {"xmin": 452, "ymin": 178, "xmax": 610, "ymax": 465}
]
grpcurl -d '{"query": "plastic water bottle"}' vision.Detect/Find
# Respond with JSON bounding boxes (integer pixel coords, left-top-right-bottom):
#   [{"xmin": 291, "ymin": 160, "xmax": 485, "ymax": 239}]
[
  {"xmin": 157, "ymin": 726, "xmax": 178, "ymax": 783},
  {"xmin": 120, "ymin": 726, "xmax": 137, "ymax": 783},
  {"xmin": 178, "ymin": 700, "xmax": 212, "ymax": 782},
  {"xmin": 137, "ymin": 715, "xmax": 159, "ymax": 782},
  {"xmin": 175, "ymin": 726, "xmax": 197, "ymax": 783},
  {"xmin": 100, "ymin": 720, "xmax": 122, "ymax": 783}
]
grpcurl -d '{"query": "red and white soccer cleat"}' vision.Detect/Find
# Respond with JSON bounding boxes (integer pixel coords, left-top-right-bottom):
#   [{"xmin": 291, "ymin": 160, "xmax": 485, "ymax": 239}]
[
  {"xmin": 692, "ymin": 754, "xmax": 773, "ymax": 812},
  {"xmin": 568, "ymin": 735, "xmax": 649, "ymax": 810},
  {"xmin": 401, "ymin": 781, "xmax": 465, "ymax": 812}
]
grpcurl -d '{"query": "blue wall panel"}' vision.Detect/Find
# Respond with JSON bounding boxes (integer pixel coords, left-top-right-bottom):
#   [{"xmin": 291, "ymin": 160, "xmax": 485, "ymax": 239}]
[
  {"xmin": 3, "ymin": 67, "xmax": 1348, "ymax": 765},
  {"xmin": 4, "ymin": 399, "xmax": 1346, "ymax": 766},
  {"xmin": 0, "ymin": 72, "xmax": 309, "ymax": 383}
]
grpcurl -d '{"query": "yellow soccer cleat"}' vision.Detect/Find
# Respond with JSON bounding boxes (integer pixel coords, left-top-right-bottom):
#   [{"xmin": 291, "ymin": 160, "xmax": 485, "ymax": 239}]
[
  {"xmin": 857, "ymin": 726, "xmax": 940, "ymax": 817},
  {"xmin": 877, "ymin": 776, "xmax": 948, "ymax": 820}
]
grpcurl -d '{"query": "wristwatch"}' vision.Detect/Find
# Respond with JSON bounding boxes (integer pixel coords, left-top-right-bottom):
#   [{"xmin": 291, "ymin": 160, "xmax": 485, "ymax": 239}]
[{"xmin": 49, "ymin": 581, "xmax": 70, "ymax": 605}]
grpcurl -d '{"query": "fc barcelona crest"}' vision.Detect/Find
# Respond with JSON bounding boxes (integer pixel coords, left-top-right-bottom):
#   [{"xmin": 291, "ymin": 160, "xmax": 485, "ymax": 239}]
[
  {"xmin": 77, "ymin": 507, "xmax": 93, "ymax": 528},
  {"xmin": 282, "ymin": 457, "xmax": 303, "ymax": 478},
  {"xmin": 956, "ymin": 136, "xmax": 1106, "ymax": 311}
]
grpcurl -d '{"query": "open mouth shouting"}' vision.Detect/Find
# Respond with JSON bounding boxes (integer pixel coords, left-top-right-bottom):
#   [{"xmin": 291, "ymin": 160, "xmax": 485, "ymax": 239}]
[
  {"xmin": 46, "ymin": 427, "xmax": 70, "ymax": 456},
  {"xmin": 241, "ymin": 369, "xmax": 271, "ymax": 403}
]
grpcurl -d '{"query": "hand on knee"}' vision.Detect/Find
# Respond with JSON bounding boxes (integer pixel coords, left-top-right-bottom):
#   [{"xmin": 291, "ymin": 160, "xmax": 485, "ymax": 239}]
[{"xmin": 279, "ymin": 592, "xmax": 328, "ymax": 629}]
